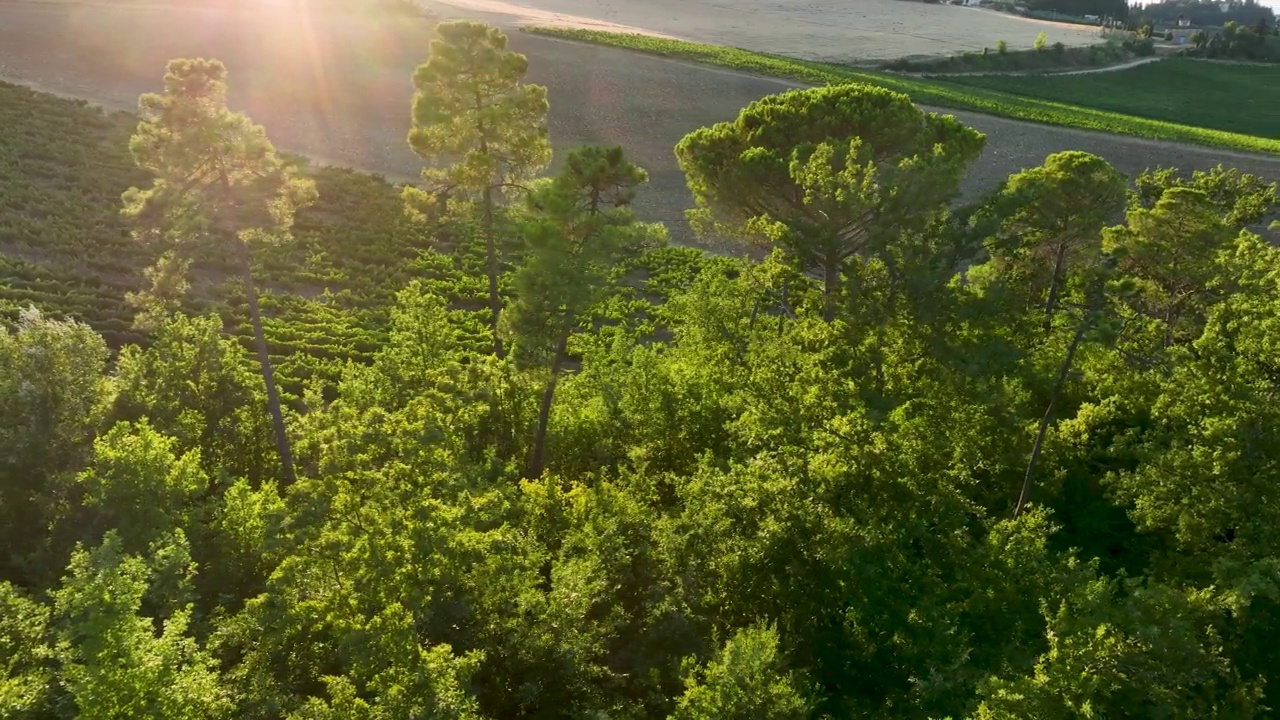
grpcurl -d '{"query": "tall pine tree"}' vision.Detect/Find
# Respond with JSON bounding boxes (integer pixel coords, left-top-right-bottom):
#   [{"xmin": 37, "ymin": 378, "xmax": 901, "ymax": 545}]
[
  {"xmin": 123, "ymin": 59, "xmax": 316, "ymax": 483},
  {"xmin": 405, "ymin": 21, "xmax": 552, "ymax": 358}
]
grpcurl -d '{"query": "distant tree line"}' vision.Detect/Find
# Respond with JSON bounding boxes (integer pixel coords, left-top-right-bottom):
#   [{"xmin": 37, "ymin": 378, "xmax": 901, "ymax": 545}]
[
  {"xmin": 1133, "ymin": 0, "xmax": 1275, "ymax": 28},
  {"xmin": 1025, "ymin": 0, "xmax": 1129, "ymax": 20},
  {"xmin": 1188, "ymin": 19, "xmax": 1280, "ymax": 59}
]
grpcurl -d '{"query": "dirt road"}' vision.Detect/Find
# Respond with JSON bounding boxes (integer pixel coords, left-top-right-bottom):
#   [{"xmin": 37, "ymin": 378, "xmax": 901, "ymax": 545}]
[{"xmin": 0, "ymin": 2, "xmax": 1276, "ymax": 239}]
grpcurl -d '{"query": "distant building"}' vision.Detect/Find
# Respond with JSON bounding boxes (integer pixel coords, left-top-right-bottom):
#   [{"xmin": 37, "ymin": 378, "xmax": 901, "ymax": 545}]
[{"xmin": 1173, "ymin": 13, "xmax": 1195, "ymax": 44}]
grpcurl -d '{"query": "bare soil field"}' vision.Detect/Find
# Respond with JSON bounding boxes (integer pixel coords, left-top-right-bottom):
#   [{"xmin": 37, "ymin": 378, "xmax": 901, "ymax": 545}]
[
  {"xmin": 419, "ymin": 0, "xmax": 1106, "ymax": 62},
  {"xmin": 0, "ymin": 1, "xmax": 1275, "ymax": 239}
]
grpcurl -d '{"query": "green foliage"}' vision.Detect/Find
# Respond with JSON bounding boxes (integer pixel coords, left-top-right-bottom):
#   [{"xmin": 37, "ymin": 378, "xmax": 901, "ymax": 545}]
[
  {"xmin": 406, "ymin": 20, "xmax": 552, "ymax": 357},
  {"xmin": 976, "ymin": 151, "xmax": 1127, "ymax": 330},
  {"xmin": 521, "ymin": 27, "xmax": 1280, "ymax": 153},
  {"xmin": 0, "ymin": 81, "xmax": 444, "ymax": 400},
  {"xmin": 123, "ymin": 57, "xmax": 320, "ymax": 481},
  {"xmin": 0, "ymin": 308, "xmax": 112, "ymax": 585},
  {"xmin": 975, "ymin": 578, "xmax": 1263, "ymax": 718},
  {"xmin": 676, "ymin": 83, "xmax": 984, "ymax": 318},
  {"xmin": 5, "ymin": 21, "xmax": 1280, "ymax": 720},
  {"xmin": 406, "ymin": 21, "xmax": 551, "ymax": 204},
  {"xmin": 884, "ymin": 39, "xmax": 1137, "ymax": 73},
  {"xmin": 671, "ymin": 626, "xmax": 811, "ymax": 720},
  {"xmin": 78, "ymin": 421, "xmax": 207, "ymax": 553},
  {"xmin": 509, "ymin": 145, "xmax": 660, "ymax": 366},
  {"xmin": 0, "ymin": 582, "xmax": 53, "ymax": 719},
  {"xmin": 112, "ymin": 314, "xmax": 278, "ymax": 482},
  {"xmin": 53, "ymin": 532, "xmax": 231, "ymax": 719},
  {"xmin": 123, "ymin": 58, "xmax": 317, "ymax": 323},
  {"xmin": 509, "ymin": 145, "xmax": 666, "ymax": 476},
  {"xmin": 1186, "ymin": 20, "xmax": 1280, "ymax": 62}
]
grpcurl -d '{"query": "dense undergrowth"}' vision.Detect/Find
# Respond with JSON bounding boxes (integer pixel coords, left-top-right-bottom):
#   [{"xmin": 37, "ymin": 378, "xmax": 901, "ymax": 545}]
[{"xmin": 5, "ymin": 20, "xmax": 1280, "ymax": 720}]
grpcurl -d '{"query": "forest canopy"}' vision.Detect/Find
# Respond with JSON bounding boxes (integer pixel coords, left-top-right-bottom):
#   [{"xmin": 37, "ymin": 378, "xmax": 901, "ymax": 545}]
[{"xmin": 3, "ymin": 19, "xmax": 1280, "ymax": 720}]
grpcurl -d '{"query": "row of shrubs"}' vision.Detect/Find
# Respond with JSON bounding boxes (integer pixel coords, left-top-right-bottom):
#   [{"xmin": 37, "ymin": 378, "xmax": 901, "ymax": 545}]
[
  {"xmin": 1178, "ymin": 21, "xmax": 1280, "ymax": 62},
  {"xmin": 883, "ymin": 37, "xmax": 1154, "ymax": 73}
]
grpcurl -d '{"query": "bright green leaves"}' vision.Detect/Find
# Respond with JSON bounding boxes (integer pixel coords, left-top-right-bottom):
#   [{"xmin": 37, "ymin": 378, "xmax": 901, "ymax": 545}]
[
  {"xmin": 671, "ymin": 626, "xmax": 811, "ymax": 720},
  {"xmin": 0, "ymin": 583, "xmax": 53, "ymax": 719},
  {"xmin": 507, "ymin": 146, "xmax": 665, "ymax": 477},
  {"xmin": 112, "ymin": 314, "xmax": 276, "ymax": 483},
  {"xmin": 975, "ymin": 578, "xmax": 1261, "ymax": 719},
  {"xmin": 1107, "ymin": 187, "xmax": 1239, "ymax": 353},
  {"xmin": 78, "ymin": 421, "xmax": 206, "ymax": 554},
  {"xmin": 123, "ymin": 58, "xmax": 316, "ymax": 482},
  {"xmin": 508, "ymin": 146, "xmax": 658, "ymax": 366},
  {"xmin": 1134, "ymin": 164, "xmax": 1278, "ymax": 228},
  {"xmin": 976, "ymin": 151, "xmax": 1127, "ymax": 334},
  {"xmin": 53, "ymin": 532, "xmax": 230, "ymax": 720},
  {"xmin": 0, "ymin": 308, "xmax": 112, "ymax": 585}
]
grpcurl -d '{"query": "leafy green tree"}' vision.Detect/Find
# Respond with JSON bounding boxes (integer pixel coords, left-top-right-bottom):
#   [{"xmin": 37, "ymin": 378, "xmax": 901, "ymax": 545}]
[
  {"xmin": 0, "ymin": 307, "xmax": 112, "ymax": 585},
  {"xmin": 671, "ymin": 626, "xmax": 811, "ymax": 720},
  {"xmin": 112, "ymin": 314, "xmax": 277, "ymax": 483},
  {"xmin": 974, "ymin": 577, "xmax": 1262, "ymax": 718},
  {"xmin": 52, "ymin": 532, "xmax": 231, "ymax": 719},
  {"xmin": 219, "ymin": 364, "xmax": 497, "ymax": 717},
  {"xmin": 1105, "ymin": 235, "xmax": 1280, "ymax": 591},
  {"xmin": 509, "ymin": 146, "xmax": 663, "ymax": 478},
  {"xmin": 77, "ymin": 421, "xmax": 207, "ymax": 554},
  {"xmin": 1133, "ymin": 165, "xmax": 1277, "ymax": 228},
  {"xmin": 1106, "ymin": 187, "xmax": 1236, "ymax": 351},
  {"xmin": 405, "ymin": 20, "xmax": 552, "ymax": 358},
  {"xmin": 0, "ymin": 582, "xmax": 53, "ymax": 719},
  {"xmin": 676, "ymin": 83, "xmax": 983, "ymax": 320},
  {"xmin": 123, "ymin": 58, "xmax": 317, "ymax": 483},
  {"xmin": 980, "ymin": 151, "xmax": 1126, "ymax": 333}
]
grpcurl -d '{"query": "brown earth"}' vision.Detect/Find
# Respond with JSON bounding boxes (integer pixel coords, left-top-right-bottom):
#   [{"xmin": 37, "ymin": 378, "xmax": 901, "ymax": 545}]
[{"xmin": 418, "ymin": 0, "xmax": 1108, "ymax": 62}]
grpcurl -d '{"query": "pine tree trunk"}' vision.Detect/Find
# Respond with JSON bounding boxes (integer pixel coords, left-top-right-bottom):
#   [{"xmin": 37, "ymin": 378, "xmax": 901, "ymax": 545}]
[
  {"xmin": 1043, "ymin": 241, "xmax": 1069, "ymax": 333},
  {"xmin": 823, "ymin": 260, "xmax": 839, "ymax": 323},
  {"xmin": 239, "ymin": 246, "xmax": 295, "ymax": 483},
  {"xmin": 527, "ymin": 323, "xmax": 571, "ymax": 479},
  {"xmin": 484, "ymin": 185, "xmax": 505, "ymax": 359},
  {"xmin": 1014, "ymin": 317, "xmax": 1087, "ymax": 518}
]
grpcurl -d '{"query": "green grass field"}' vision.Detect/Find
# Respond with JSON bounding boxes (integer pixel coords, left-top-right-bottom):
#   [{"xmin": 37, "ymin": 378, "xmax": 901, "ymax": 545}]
[
  {"xmin": 524, "ymin": 27, "xmax": 1280, "ymax": 155},
  {"xmin": 937, "ymin": 58, "xmax": 1280, "ymax": 140}
]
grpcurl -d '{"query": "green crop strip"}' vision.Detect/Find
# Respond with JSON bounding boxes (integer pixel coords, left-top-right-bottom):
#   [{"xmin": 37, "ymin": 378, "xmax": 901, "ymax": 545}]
[{"xmin": 523, "ymin": 27, "xmax": 1280, "ymax": 155}]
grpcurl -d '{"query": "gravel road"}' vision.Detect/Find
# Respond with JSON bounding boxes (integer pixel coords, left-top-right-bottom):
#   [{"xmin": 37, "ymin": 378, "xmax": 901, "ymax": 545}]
[{"xmin": 0, "ymin": 2, "xmax": 1276, "ymax": 240}]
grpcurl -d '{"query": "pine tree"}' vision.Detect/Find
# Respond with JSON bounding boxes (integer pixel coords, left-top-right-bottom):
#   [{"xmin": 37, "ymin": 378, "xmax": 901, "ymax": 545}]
[
  {"xmin": 508, "ymin": 146, "xmax": 663, "ymax": 478},
  {"xmin": 405, "ymin": 21, "xmax": 552, "ymax": 358},
  {"xmin": 122, "ymin": 59, "xmax": 316, "ymax": 483},
  {"xmin": 677, "ymin": 84, "xmax": 984, "ymax": 321}
]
